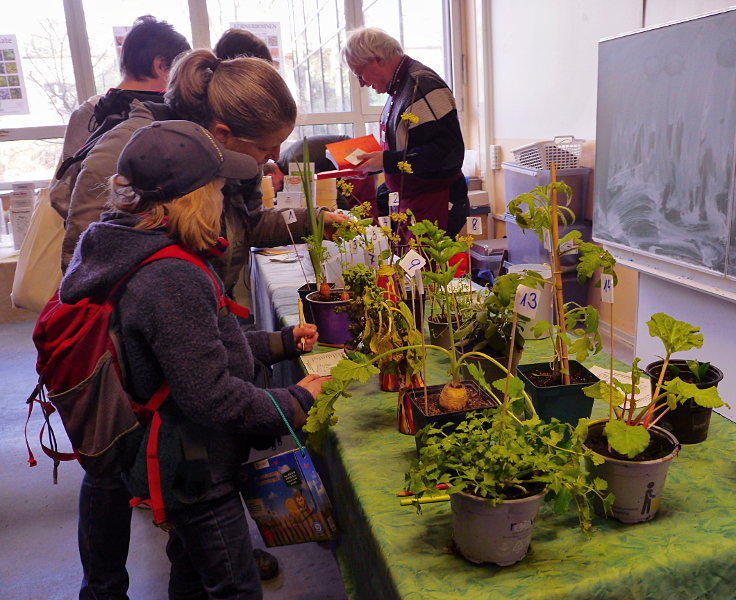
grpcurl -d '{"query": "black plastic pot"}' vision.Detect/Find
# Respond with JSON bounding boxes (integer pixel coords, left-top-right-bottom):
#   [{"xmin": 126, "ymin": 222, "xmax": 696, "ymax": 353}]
[
  {"xmin": 406, "ymin": 380, "xmax": 498, "ymax": 453},
  {"xmin": 644, "ymin": 359, "xmax": 723, "ymax": 444},
  {"xmin": 297, "ymin": 282, "xmax": 335, "ymax": 323},
  {"xmin": 517, "ymin": 360, "xmax": 597, "ymax": 426}
]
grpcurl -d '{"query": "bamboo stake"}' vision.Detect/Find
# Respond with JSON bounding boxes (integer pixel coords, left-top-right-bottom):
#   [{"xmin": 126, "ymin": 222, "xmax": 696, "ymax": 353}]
[
  {"xmin": 549, "ymin": 163, "xmax": 570, "ymax": 384},
  {"xmin": 609, "ymin": 301, "xmax": 614, "ymax": 423}
]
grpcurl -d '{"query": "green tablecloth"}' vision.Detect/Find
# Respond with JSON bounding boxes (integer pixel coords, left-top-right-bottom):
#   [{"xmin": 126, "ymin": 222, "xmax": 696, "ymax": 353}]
[
  {"xmin": 319, "ymin": 344, "xmax": 736, "ymax": 600},
  {"xmin": 252, "ymin": 252, "xmax": 736, "ymax": 600}
]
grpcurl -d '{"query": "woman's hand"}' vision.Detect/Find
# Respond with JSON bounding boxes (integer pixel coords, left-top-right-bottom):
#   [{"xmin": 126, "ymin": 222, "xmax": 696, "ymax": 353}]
[
  {"xmin": 322, "ymin": 211, "xmax": 349, "ymax": 240},
  {"xmin": 354, "ymin": 150, "xmax": 384, "ymax": 173},
  {"xmin": 293, "ymin": 323, "xmax": 318, "ymax": 352},
  {"xmin": 296, "ymin": 373, "xmax": 331, "ymax": 399}
]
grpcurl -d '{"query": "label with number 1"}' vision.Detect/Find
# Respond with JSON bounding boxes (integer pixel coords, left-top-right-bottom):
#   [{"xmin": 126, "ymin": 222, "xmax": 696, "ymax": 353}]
[{"xmin": 601, "ymin": 274, "xmax": 614, "ymax": 303}]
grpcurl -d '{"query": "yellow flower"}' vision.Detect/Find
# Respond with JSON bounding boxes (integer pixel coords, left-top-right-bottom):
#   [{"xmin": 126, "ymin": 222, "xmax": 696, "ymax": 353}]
[
  {"xmin": 397, "ymin": 161, "xmax": 413, "ymax": 174},
  {"xmin": 337, "ymin": 179, "xmax": 354, "ymax": 196},
  {"xmin": 380, "ymin": 226, "xmax": 392, "ymax": 237},
  {"xmin": 456, "ymin": 234, "xmax": 475, "ymax": 247},
  {"xmin": 400, "ymin": 111, "xmax": 419, "ymax": 124},
  {"xmin": 390, "ymin": 211, "xmax": 408, "ymax": 222}
]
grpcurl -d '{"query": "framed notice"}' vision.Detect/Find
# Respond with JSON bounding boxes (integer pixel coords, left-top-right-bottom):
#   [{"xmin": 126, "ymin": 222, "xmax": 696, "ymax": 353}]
[
  {"xmin": 0, "ymin": 34, "xmax": 29, "ymax": 116},
  {"xmin": 230, "ymin": 22, "xmax": 284, "ymax": 74}
]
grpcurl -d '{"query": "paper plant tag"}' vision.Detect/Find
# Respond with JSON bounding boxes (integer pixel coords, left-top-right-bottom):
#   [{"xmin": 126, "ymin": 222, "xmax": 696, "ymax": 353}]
[
  {"xmin": 282, "ymin": 208, "xmax": 297, "ymax": 224},
  {"xmin": 414, "ymin": 269, "xmax": 424, "ymax": 295},
  {"xmin": 601, "ymin": 274, "xmax": 614, "ymax": 303},
  {"xmin": 514, "ymin": 284, "xmax": 540, "ymax": 319},
  {"xmin": 378, "ymin": 216, "xmax": 391, "ymax": 229},
  {"xmin": 349, "ymin": 239, "xmax": 359, "ymax": 255},
  {"xmin": 560, "ymin": 238, "xmax": 578, "ymax": 254},
  {"xmin": 388, "ymin": 192, "xmax": 400, "ymax": 207},
  {"xmin": 543, "ymin": 229, "xmax": 552, "ymax": 251},
  {"xmin": 466, "ymin": 215, "xmax": 483, "ymax": 235},
  {"xmin": 399, "ymin": 249, "xmax": 426, "ymax": 276}
]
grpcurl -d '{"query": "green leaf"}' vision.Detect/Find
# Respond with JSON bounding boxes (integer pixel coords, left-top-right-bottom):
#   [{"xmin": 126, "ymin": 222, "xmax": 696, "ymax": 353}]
[
  {"xmin": 646, "ymin": 312, "xmax": 703, "ymax": 355},
  {"xmin": 603, "ymin": 420, "xmax": 650, "ymax": 459},
  {"xmin": 661, "ymin": 378, "xmax": 726, "ymax": 409}
]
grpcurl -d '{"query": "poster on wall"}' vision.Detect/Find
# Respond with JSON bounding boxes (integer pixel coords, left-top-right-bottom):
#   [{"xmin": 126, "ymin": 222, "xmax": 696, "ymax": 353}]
[
  {"xmin": 230, "ymin": 22, "xmax": 284, "ymax": 74},
  {"xmin": 0, "ymin": 34, "xmax": 30, "ymax": 116},
  {"xmin": 113, "ymin": 26, "xmax": 133, "ymax": 70}
]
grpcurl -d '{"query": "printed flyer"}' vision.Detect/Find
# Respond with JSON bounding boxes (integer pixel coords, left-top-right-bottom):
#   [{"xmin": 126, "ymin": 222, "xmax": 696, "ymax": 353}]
[
  {"xmin": 0, "ymin": 34, "xmax": 29, "ymax": 116},
  {"xmin": 230, "ymin": 22, "xmax": 284, "ymax": 74}
]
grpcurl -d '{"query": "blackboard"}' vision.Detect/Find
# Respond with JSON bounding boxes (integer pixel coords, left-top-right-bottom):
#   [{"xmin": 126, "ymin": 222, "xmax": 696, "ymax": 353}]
[{"xmin": 593, "ymin": 9, "xmax": 736, "ymax": 278}]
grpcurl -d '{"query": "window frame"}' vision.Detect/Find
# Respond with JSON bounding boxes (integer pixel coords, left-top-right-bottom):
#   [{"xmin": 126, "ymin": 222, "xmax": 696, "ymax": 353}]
[{"xmin": 1, "ymin": 0, "xmax": 464, "ymax": 154}]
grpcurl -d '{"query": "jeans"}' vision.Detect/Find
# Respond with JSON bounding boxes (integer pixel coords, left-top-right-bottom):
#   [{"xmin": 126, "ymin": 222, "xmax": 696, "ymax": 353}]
[
  {"xmin": 78, "ymin": 472, "xmax": 132, "ymax": 600},
  {"xmin": 166, "ymin": 491, "xmax": 262, "ymax": 600}
]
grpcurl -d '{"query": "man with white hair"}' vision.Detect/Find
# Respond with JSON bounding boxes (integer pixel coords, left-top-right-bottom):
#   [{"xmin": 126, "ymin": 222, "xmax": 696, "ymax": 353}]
[{"xmin": 342, "ymin": 27, "xmax": 468, "ymax": 240}]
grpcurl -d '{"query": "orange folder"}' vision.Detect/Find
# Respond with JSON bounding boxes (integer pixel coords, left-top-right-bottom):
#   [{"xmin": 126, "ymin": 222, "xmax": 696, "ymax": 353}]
[{"xmin": 325, "ymin": 135, "xmax": 382, "ymax": 169}]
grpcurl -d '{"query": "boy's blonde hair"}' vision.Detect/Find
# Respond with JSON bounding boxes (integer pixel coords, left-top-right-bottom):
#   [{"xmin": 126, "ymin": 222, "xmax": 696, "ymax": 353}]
[{"xmin": 109, "ymin": 175, "xmax": 224, "ymax": 253}]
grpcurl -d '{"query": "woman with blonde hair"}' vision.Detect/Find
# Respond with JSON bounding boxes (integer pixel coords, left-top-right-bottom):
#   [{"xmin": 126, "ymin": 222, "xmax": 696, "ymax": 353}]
[{"xmin": 63, "ymin": 120, "xmax": 328, "ymax": 599}]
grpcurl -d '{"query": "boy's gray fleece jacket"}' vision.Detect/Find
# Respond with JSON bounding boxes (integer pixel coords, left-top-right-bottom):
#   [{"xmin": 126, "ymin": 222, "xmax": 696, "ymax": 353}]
[
  {"xmin": 61, "ymin": 99, "xmax": 319, "ymax": 285},
  {"xmin": 61, "ymin": 213, "xmax": 314, "ymax": 506}
]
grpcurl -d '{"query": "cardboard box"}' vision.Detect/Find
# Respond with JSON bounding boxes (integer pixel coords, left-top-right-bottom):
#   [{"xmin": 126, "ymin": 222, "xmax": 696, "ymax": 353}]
[{"xmin": 241, "ymin": 449, "xmax": 338, "ymax": 547}]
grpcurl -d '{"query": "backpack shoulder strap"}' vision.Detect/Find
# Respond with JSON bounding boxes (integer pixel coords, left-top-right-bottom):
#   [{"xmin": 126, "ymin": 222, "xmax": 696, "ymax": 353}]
[{"xmin": 140, "ymin": 245, "xmax": 249, "ymax": 318}]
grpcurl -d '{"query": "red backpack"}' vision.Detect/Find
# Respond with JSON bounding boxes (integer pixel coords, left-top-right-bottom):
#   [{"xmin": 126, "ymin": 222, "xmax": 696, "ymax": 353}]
[{"xmin": 25, "ymin": 244, "xmax": 248, "ymax": 527}]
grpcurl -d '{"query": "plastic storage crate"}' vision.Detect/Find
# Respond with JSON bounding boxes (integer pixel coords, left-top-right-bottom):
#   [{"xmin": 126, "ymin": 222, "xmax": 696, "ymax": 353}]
[
  {"xmin": 503, "ymin": 213, "xmax": 592, "ymax": 273},
  {"xmin": 502, "ymin": 162, "xmax": 591, "ymax": 220},
  {"xmin": 510, "ymin": 136, "xmax": 584, "ymax": 170}
]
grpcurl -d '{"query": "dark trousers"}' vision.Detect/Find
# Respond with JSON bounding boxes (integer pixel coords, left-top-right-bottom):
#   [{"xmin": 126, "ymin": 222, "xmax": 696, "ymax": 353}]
[
  {"xmin": 166, "ymin": 491, "xmax": 262, "ymax": 600},
  {"xmin": 78, "ymin": 472, "xmax": 132, "ymax": 600}
]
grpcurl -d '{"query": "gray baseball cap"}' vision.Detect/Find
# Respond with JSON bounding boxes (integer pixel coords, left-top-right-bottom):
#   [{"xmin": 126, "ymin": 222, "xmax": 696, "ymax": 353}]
[{"xmin": 117, "ymin": 120, "xmax": 259, "ymax": 202}]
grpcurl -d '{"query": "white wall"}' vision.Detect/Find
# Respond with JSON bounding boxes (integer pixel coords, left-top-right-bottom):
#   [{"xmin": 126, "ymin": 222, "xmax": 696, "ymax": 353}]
[
  {"xmin": 489, "ymin": 0, "xmax": 735, "ymax": 141},
  {"xmin": 491, "ymin": 0, "xmax": 641, "ymax": 140}
]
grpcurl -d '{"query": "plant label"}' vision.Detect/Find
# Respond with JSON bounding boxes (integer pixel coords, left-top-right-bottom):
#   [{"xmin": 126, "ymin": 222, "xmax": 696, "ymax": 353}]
[
  {"xmin": 560, "ymin": 238, "xmax": 578, "ymax": 254},
  {"xmin": 282, "ymin": 208, "xmax": 297, "ymax": 225},
  {"xmin": 378, "ymin": 216, "xmax": 391, "ymax": 229},
  {"xmin": 514, "ymin": 284, "xmax": 540, "ymax": 319},
  {"xmin": 601, "ymin": 274, "xmax": 614, "ymax": 303},
  {"xmin": 349, "ymin": 239, "xmax": 360, "ymax": 255},
  {"xmin": 466, "ymin": 216, "xmax": 482, "ymax": 235},
  {"xmin": 389, "ymin": 192, "xmax": 400, "ymax": 207},
  {"xmin": 414, "ymin": 269, "xmax": 424, "ymax": 295},
  {"xmin": 399, "ymin": 249, "xmax": 426, "ymax": 276},
  {"xmin": 543, "ymin": 229, "xmax": 552, "ymax": 251}
]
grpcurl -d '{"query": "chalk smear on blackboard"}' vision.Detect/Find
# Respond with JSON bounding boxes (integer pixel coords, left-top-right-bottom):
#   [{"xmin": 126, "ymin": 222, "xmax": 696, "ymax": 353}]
[{"xmin": 593, "ymin": 9, "xmax": 736, "ymax": 277}]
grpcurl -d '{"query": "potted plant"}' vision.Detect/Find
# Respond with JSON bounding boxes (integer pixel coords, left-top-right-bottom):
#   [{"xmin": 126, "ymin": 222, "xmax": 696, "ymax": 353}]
[
  {"xmin": 507, "ymin": 174, "xmax": 617, "ymax": 425},
  {"xmin": 293, "ymin": 139, "xmax": 352, "ymax": 346},
  {"xmin": 644, "ymin": 353, "xmax": 724, "ymax": 444},
  {"xmin": 408, "ymin": 220, "xmax": 472, "ymax": 347},
  {"xmin": 581, "ymin": 312, "xmax": 727, "ymax": 523},
  {"xmin": 342, "ymin": 262, "xmax": 424, "ymax": 397},
  {"xmin": 456, "ymin": 271, "xmax": 538, "ymax": 384},
  {"xmin": 403, "ymin": 376, "xmax": 612, "ymax": 566}
]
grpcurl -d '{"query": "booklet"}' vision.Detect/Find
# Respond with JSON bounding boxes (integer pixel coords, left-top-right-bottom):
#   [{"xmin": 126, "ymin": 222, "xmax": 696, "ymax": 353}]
[
  {"xmin": 301, "ymin": 349, "xmax": 347, "ymax": 377},
  {"xmin": 325, "ymin": 134, "xmax": 382, "ymax": 169}
]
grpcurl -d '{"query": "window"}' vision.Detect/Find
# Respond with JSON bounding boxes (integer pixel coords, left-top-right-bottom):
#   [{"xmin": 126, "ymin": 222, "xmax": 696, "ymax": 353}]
[{"xmin": 1, "ymin": 0, "xmax": 458, "ymax": 186}]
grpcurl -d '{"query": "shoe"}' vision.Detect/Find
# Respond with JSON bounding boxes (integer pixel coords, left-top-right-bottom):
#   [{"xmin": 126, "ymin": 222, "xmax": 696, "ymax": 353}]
[{"xmin": 253, "ymin": 548, "xmax": 279, "ymax": 581}]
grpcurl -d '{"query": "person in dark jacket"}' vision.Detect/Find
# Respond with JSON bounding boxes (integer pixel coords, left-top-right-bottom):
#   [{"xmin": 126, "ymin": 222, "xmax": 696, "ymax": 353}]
[
  {"xmin": 342, "ymin": 27, "xmax": 469, "ymax": 240},
  {"xmin": 49, "ymin": 14, "xmax": 190, "ymax": 222},
  {"xmin": 61, "ymin": 120, "xmax": 328, "ymax": 599}
]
